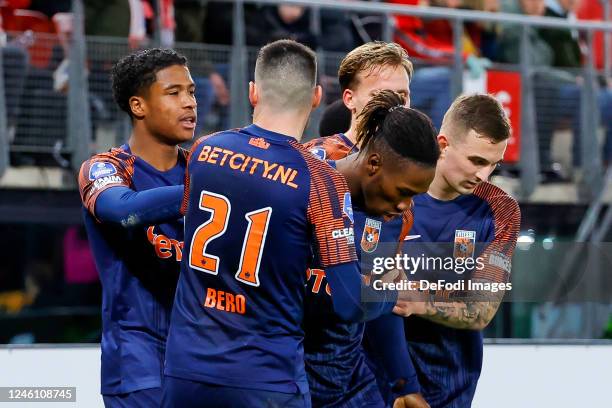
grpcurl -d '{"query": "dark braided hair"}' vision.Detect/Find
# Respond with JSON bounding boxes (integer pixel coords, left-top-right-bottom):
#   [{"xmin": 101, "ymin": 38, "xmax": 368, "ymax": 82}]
[
  {"xmin": 111, "ymin": 48, "xmax": 188, "ymax": 117},
  {"xmin": 355, "ymin": 90, "xmax": 439, "ymax": 167}
]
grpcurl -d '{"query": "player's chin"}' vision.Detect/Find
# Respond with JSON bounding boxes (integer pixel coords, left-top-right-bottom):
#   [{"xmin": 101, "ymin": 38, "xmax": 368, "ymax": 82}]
[
  {"xmin": 457, "ymin": 182, "xmax": 477, "ymax": 194},
  {"xmin": 173, "ymin": 128, "xmax": 196, "ymax": 143}
]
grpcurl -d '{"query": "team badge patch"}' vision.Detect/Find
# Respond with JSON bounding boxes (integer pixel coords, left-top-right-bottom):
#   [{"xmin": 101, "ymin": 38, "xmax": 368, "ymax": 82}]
[
  {"xmin": 89, "ymin": 162, "xmax": 117, "ymax": 180},
  {"xmin": 361, "ymin": 218, "xmax": 382, "ymax": 253},
  {"xmin": 454, "ymin": 230, "xmax": 476, "ymax": 258},
  {"xmin": 310, "ymin": 147, "xmax": 326, "ymax": 161},
  {"xmin": 248, "ymin": 137, "xmax": 270, "ymax": 149},
  {"xmin": 343, "ymin": 192, "xmax": 354, "ymax": 223}
]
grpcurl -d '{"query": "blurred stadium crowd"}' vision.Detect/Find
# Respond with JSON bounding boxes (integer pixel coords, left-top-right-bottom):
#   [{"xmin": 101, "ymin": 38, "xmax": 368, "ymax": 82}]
[
  {"xmin": 0, "ymin": 0, "xmax": 610, "ymax": 169},
  {"xmin": 0, "ymin": 0, "xmax": 610, "ymax": 343}
]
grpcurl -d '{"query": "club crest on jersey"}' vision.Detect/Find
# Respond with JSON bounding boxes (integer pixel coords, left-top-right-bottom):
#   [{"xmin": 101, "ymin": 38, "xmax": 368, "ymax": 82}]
[
  {"xmin": 343, "ymin": 192, "xmax": 354, "ymax": 223},
  {"xmin": 309, "ymin": 147, "xmax": 326, "ymax": 161},
  {"xmin": 89, "ymin": 162, "xmax": 117, "ymax": 180},
  {"xmin": 361, "ymin": 218, "xmax": 382, "ymax": 253},
  {"xmin": 248, "ymin": 137, "xmax": 270, "ymax": 149},
  {"xmin": 454, "ymin": 230, "xmax": 476, "ymax": 258}
]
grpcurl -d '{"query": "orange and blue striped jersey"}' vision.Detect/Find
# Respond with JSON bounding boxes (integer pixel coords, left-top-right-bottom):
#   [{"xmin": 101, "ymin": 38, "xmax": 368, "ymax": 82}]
[
  {"xmin": 305, "ymin": 133, "xmax": 358, "ymax": 161},
  {"xmin": 303, "ymin": 133, "xmax": 413, "ymax": 241},
  {"xmin": 302, "ymin": 135, "xmax": 414, "ymax": 407},
  {"xmin": 78, "ymin": 145, "xmax": 187, "ymax": 395},
  {"xmin": 383, "ymin": 182, "xmax": 520, "ymax": 407},
  {"xmin": 304, "ymin": 200, "xmax": 412, "ymax": 408},
  {"xmin": 165, "ymin": 125, "xmax": 358, "ymax": 395}
]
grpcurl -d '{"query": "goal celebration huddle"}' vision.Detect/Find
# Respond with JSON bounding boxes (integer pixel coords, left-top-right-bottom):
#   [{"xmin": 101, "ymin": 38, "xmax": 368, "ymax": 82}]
[{"xmin": 78, "ymin": 39, "xmax": 520, "ymax": 408}]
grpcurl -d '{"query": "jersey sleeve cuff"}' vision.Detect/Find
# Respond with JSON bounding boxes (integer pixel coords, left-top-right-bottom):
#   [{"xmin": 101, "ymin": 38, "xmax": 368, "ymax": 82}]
[{"xmin": 391, "ymin": 374, "xmax": 421, "ymax": 397}]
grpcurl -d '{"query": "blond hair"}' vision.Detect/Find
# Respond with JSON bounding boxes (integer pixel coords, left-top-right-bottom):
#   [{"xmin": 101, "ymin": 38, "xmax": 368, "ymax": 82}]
[{"xmin": 338, "ymin": 41, "xmax": 413, "ymax": 91}]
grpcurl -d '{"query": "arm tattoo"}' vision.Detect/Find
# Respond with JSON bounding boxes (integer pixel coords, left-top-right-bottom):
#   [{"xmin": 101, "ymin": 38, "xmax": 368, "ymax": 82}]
[{"xmin": 419, "ymin": 281, "xmax": 505, "ymax": 330}]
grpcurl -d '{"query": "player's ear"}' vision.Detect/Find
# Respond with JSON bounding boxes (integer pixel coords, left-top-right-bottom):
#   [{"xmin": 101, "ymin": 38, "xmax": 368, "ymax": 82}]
[
  {"xmin": 311, "ymin": 85, "xmax": 322, "ymax": 109},
  {"xmin": 342, "ymin": 88, "xmax": 357, "ymax": 115},
  {"xmin": 248, "ymin": 81, "xmax": 258, "ymax": 107},
  {"xmin": 366, "ymin": 152, "xmax": 382, "ymax": 176},
  {"xmin": 129, "ymin": 96, "xmax": 146, "ymax": 119},
  {"xmin": 437, "ymin": 134, "xmax": 449, "ymax": 157}
]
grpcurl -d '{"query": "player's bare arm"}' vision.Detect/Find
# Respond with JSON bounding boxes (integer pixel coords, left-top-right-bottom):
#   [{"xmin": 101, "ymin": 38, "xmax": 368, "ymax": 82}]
[
  {"xmin": 394, "ymin": 287, "xmax": 504, "ymax": 330},
  {"xmin": 392, "ymin": 95, "xmax": 520, "ymax": 331},
  {"xmin": 395, "ymin": 209, "xmax": 519, "ymax": 330}
]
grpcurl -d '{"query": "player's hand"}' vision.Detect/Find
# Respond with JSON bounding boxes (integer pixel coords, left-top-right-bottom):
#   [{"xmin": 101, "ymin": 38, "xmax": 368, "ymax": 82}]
[
  {"xmin": 380, "ymin": 267, "xmax": 405, "ymax": 285},
  {"xmin": 393, "ymin": 283, "xmax": 429, "ymax": 317},
  {"xmin": 393, "ymin": 298, "xmax": 427, "ymax": 317},
  {"xmin": 393, "ymin": 392, "xmax": 431, "ymax": 408},
  {"xmin": 379, "ymin": 268, "xmax": 429, "ymax": 317}
]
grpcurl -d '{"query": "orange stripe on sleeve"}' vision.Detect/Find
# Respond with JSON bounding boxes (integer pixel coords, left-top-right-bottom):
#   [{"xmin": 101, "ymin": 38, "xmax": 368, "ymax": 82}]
[
  {"xmin": 303, "ymin": 134, "xmax": 356, "ymax": 161},
  {"xmin": 472, "ymin": 183, "xmax": 521, "ymax": 283},
  {"xmin": 78, "ymin": 148, "xmax": 134, "ymax": 220},
  {"xmin": 291, "ymin": 140, "xmax": 358, "ymax": 267}
]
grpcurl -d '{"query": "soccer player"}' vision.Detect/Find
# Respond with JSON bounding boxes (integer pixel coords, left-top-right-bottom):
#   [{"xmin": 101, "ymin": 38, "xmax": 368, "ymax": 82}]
[
  {"xmin": 367, "ymin": 94, "xmax": 521, "ymax": 408},
  {"xmin": 163, "ymin": 39, "xmax": 396, "ymax": 408},
  {"xmin": 78, "ymin": 49, "xmax": 197, "ymax": 407},
  {"xmin": 307, "ymin": 41, "xmax": 412, "ymax": 161},
  {"xmin": 304, "ymin": 41, "xmax": 430, "ymax": 408},
  {"xmin": 302, "ymin": 90, "xmax": 438, "ymax": 408}
]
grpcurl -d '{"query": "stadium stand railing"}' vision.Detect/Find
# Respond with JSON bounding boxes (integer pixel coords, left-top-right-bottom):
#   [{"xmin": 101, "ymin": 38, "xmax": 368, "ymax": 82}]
[
  {"xmin": 0, "ymin": 0, "xmax": 609, "ymax": 203},
  {"xmin": 0, "ymin": 0, "xmax": 611, "ymax": 343}
]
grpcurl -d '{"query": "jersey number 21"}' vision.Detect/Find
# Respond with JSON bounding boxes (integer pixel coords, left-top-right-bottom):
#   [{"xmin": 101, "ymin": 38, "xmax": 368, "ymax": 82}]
[{"xmin": 189, "ymin": 190, "xmax": 271, "ymax": 287}]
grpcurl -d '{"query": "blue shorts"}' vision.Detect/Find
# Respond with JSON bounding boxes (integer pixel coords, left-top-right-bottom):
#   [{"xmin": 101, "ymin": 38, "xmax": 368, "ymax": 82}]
[
  {"xmin": 103, "ymin": 387, "xmax": 161, "ymax": 408},
  {"xmin": 162, "ymin": 375, "xmax": 311, "ymax": 408}
]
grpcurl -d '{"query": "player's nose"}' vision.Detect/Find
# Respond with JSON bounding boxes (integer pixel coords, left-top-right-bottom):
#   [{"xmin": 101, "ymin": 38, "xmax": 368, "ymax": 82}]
[
  {"xmin": 182, "ymin": 93, "xmax": 197, "ymax": 109},
  {"xmin": 475, "ymin": 166, "xmax": 494, "ymax": 183}
]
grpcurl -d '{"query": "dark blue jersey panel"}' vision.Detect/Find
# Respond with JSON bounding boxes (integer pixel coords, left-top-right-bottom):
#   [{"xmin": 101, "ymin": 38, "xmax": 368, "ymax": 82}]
[
  {"xmin": 165, "ymin": 125, "xmax": 357, "ymax": 395},
  {"xmin": 300, "ymin": 139, "xmax": 412, "ymax": 408},
  {"xmin": 400, "ymin": 186, "xmax": 516, "ymax": 408},
  {"xmin": 304, "ymin": 203, "xmax": 405, "ymax": 408},
  {"xmin": 79, "ymin": 145, "xmax": 186, "ymax": 395}
]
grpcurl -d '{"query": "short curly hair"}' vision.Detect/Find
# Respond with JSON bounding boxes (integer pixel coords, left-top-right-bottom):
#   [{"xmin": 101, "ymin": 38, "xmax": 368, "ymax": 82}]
[{"xmin": 111, "ymin": 48, "xmax": 188, "ymax": 117}]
